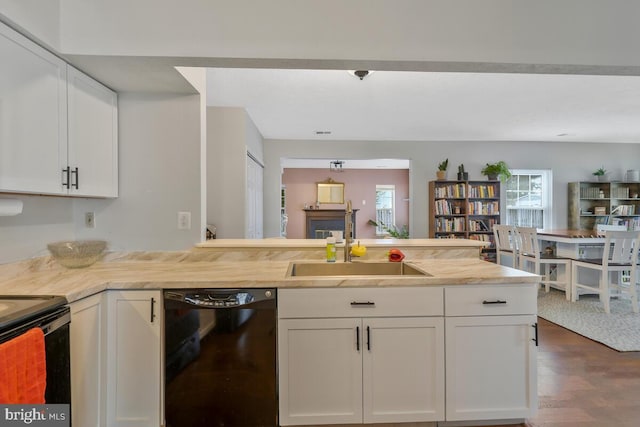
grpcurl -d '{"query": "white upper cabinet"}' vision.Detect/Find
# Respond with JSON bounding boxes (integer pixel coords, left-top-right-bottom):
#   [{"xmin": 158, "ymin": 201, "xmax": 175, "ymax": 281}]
[
  {"xmin": 0, "ymin": 22, "xmax": 118, "ymax": 198},
  {"xmin": 67, "ymin": 65, "xmax": 118, "ymax": 197},
  {"xmin": 0, "ymin": 22, "xmax": 68, "ymax": 194}
]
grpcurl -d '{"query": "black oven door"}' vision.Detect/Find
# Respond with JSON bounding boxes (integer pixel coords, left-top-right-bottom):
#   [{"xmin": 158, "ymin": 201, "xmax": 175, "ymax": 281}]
[{"xmin": 0, "ymin": 305, "xmax": 71, "ymax": 405}]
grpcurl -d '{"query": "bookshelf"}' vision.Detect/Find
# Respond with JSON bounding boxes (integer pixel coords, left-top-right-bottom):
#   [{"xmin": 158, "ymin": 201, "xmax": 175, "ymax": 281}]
[
  {"xmin": 568, "ymin": 181, "xmax": 640, "ymax": 231},
  {"xmin": 429, "ymin": 180, "xmax": 501, "ymax": 261}
]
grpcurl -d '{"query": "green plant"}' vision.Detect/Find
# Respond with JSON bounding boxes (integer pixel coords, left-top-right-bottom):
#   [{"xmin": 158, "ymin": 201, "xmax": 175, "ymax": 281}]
[
  {"xmin": 458, "ymin": 164, "xmax": 465, "ymax": 174},
  {"xmin": 367, "ymin": 219, "xmax": 409, "ymax": 239},
  {"xmin": 593, "ymin": 167, "xmax": 607, "ymax": 176},
  {"xmin": 438, "ymin": 158, "xmax": 449, "ymax": 171},
  {"xmin": 481, "ymin": 160, "xmax": 512, "ymax": 181}
]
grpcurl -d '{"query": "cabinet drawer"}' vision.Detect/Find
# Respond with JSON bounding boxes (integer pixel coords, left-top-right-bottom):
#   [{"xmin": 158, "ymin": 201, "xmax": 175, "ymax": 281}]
[
  {"xmin": 278, "ymin": 287, "xmax": 444, "ymax": 318},
  {"xmin": 444, "ymin": 284, "xmax": 537, "ymax": 316}
]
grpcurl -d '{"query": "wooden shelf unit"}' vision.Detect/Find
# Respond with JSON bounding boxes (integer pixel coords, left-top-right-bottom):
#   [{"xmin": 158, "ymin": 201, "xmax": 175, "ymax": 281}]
[
  {"xmin": 568, "ymin": 181, "xmax": 640, "ymax": 231},
  {"xmin": 429, "ymin": 180, "xmax": 500, "ymax": 261}
]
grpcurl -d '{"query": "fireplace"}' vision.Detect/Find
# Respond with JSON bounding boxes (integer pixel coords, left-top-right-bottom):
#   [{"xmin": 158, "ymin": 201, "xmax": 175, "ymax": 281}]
[{"xmin": 304, "ymin": 209, "xmax": 358, "ymax": 239}]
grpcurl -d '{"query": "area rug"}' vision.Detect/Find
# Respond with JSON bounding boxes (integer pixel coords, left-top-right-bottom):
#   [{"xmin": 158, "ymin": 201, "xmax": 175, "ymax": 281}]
[{"xmin": 537, "ymin": 289, "xmax": 640, "ymax": 352}]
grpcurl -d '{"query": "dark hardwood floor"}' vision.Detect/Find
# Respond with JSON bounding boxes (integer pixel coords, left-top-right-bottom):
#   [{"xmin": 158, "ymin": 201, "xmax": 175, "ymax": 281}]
[{"xmin": 524, "ymin": 317, "xmax": 640, "ymax": 427}]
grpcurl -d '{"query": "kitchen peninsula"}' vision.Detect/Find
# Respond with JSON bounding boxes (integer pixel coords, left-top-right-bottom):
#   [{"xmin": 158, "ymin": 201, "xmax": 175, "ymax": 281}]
[{"xmin": 0, "ymin": 239, "xmax": 539, "ymax": 427}]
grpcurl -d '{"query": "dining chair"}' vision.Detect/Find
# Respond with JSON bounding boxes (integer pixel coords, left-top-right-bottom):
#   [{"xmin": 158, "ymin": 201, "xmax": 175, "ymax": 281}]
[
  {"xmin": 571, "ymin": 230, "xmax": 640, "ymax": 313},
  {"xmin": 492, "ymin": 224, "xmax": 518, "ymax": 268},
  {"xmin": 516, "ymin": 226, "xmax": 573, "ymax": 300}
]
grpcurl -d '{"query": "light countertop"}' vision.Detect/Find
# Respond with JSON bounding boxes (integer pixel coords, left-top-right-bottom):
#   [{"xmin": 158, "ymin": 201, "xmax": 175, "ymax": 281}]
[{"xmin": 0, "ymin": 256, "xmax": 538, "ymax": 304}]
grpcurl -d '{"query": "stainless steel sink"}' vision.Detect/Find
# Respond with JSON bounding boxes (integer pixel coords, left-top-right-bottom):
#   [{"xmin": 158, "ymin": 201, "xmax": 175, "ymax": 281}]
[{"xmin": 287, "ymin": 261, "xmax": 430, "ymax": 277}]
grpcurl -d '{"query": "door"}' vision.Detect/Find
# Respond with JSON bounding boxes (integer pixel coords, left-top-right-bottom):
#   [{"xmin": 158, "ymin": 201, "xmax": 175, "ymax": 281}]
[
  {"xmin": 0, "ymin": 22, "xmax": 67, "ymax": 195},
  {"xmin": 278, "ymin": 318, "xmax": 362, "ymax": 426},
  {"xmin": 106, "ymin": 291, "xmax": 161, "ymax": 427},
  {"xmin": 70, "ymin": 293, "xmax": 106, "ymax": 427},
  {"xmin": 67, "ymin": 65, "xmax": 118, "ymax": 197},
  {"xmin": 445, "ymin": 315, "xmax": 537, "ymax": 421},
  {"xmin": 363, "ymin": 317, "xmax": 445, "ymax": 423}
]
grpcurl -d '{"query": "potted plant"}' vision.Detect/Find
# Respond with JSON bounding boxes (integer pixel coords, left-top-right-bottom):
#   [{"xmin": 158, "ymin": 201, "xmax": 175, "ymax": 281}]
[
  {"xmin": 367, "ymin": 219, "xmax": 409, "ymax": 238},
  {"xmin": 436, "ymin": 158, "xmax": 448, "ymax": 180},
  {"xmin": 481, "ymin": 161, "xmax": 512, "ymax": 181},
  {"xmin": 457, "ymin": 164, "xmax": 468, "ymax": 181},
  {"xmin": 593, "ymin": 167, "xmax": 609, "ymax": 182}
]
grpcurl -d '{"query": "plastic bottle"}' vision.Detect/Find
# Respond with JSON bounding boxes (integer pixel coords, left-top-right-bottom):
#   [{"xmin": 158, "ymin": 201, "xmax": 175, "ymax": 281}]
[{"xmin": 326, "ymin": 237, "xmax": 336, "ymax": 262}]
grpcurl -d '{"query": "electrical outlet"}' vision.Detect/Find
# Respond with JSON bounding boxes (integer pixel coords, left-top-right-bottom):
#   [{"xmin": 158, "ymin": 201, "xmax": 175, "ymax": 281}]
[
  {"xmin": 178, "ymin": 211, "xmax": 191, "ymax": 230},
  {"xmin": 85, "ymin": 212, "xmax": 95, "ymax": 228}
]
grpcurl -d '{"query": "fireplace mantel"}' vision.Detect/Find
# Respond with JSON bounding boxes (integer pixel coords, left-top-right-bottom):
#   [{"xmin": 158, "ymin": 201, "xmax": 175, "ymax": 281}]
[{"xmin": 304, "ymin": 209, "xmax": 358, "ymax": 239}]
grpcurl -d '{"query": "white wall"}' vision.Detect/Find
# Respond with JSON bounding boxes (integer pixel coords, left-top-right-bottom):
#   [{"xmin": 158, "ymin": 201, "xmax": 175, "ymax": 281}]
[
  {"xmin": 0, "ymin": 0, "xmax": 60, "ymax": 49},
  {"xmin": 0, "ymin": 195, "xmax": 74, "ymax": 263},
  {"xmin": 73, "ymin": 92, "xmax": 202, "ymax": 251},
  {"xmin": 263, "ymin": 139, "xmax": 640, "ymax": 238},
  {"xmin": 206, "ymin": 107, "xmax": 264, "ymax": 238},
  {"xmin": 206, "ymin": 76, "xmax": 263, "ymax": 237}
]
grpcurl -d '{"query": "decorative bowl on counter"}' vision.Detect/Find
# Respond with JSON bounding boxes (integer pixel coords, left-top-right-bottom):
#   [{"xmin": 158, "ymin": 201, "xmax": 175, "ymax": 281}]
[{"xmin": 47, "ymin": 240, "xmax": 107, "ymax": 268}]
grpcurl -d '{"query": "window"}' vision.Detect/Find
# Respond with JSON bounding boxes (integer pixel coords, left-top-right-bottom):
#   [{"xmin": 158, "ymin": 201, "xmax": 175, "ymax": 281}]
[
  {"xmin": 505, "ymin": 170, "xmax": 552, "ymax": 229},
  {"xmin": 375, "ymin": 185, "xmax": 395, "ymax": 235}
]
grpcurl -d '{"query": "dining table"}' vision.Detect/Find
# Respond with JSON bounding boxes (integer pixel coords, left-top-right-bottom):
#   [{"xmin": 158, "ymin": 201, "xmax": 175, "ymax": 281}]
[{"xmin": 537, "ymin": 229, "xmax": 607, "ymax": 260}]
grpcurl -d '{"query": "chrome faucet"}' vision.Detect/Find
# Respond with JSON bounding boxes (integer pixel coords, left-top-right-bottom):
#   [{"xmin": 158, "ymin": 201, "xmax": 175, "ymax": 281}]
[{"xmin": 344, "ymin": 200, "xmax": 353, "ymax": 262}]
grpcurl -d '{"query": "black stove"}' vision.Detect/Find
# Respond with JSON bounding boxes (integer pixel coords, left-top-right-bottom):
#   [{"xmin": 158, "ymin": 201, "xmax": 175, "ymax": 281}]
[{"xmin": 0, "ymin": 295, "xmax": 68, "ymax": 330}]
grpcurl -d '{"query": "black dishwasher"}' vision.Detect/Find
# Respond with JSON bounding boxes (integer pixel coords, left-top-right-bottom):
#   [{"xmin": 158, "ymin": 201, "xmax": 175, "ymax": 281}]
[{"xmin": 164, "ymin": 288, "xmax": 277, "ymax": 427}]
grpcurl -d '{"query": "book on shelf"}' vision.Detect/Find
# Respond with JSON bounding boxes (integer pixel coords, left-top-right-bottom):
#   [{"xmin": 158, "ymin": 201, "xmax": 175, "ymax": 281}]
[
  {"xmin": 435, "ymin": 217, "xmax": 466, "ymax": 232},
  {"xmin": 467, "ymin": 201, "xmax": 499, "ymax": 215},
  {"xmin": 468, "ymin": 184, "xmax": 496, "ymax": 198},
  {"xmin": 468, "ymin": 219, "xmax": 495, "ymax": 232},
  {"xmin": 581, "ymin": 187, "xmax": 605, "ymax": 199},
  {"xmin": 434, "ymin": 183, "xmax": 466, "ymax": 199},
  {"xmin": 611, "ymin": 205, "xmax": 636, "ymax": 215},
  {"xmin": 594, "ymin": 206, "xmax": 607, "ymax": 215}
]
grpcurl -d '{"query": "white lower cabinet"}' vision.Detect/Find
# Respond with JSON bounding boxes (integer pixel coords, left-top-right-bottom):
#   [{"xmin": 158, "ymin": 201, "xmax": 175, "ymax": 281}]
[
  {"xmin": 106, "ymin": 290, "xmax": 162, "ymax": 427},
  {"xmin": 279, "ymin": 317, "xmax": 363, "ymax": 425},
  {"xmin": 362, "ymin": 316, "xmax": 445, "ymax": 423},
  {"xmin": 70, "ymin": 292, "xmax": 107, "ymax": 427},
  {"xmin": 444, "ymin": 285, "xmax": 538, "ymax": 422},
  {"xmin": 445, "ymin": 315, "xmax": 538, "ymax": 421},
  {"xmin": 278, "ymin": 287, "xmax": 445, "ymax": 426},
  {"xmin": 279, "ymin": 284, "xmax": 538, "ymax": 426}
]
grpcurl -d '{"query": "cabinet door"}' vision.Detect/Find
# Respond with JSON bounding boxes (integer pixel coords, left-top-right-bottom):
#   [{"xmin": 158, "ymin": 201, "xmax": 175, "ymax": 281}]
[
  {"xmin": 445, "ymin": 315, "xmax": 537, "ymax": 421},
  {"xmin": 70, "ymin": 293, "xmax": 106, "ymax": 427},
  {"xmin": 106, "ymin": 291, "xmax": 161, "ymax": 427},
  {"xmin": 0, "ymin": 22, "xmax": 67, "ymax": 195},
  {"xmin": 278, "ymin": 318, "xmax": 362, "ymax": 426},
  {"xmin": 67, "ymin": 65, "xmax": 118, "ymax": 197},
  {"xmin": 363, "ymin": 317, "xmax": 445, "ymax": 423}
]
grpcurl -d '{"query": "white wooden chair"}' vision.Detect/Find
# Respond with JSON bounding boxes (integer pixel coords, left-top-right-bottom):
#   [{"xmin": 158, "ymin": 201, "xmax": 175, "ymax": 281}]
[
  {"xmin": 516, "ymin": 227, "xmax": 573, "ymax": 300},
  {"xmin": 493, "ymin": 224, "xmax": 518, "ymax": 268},
  {"xmin": 571, "ymin": 230, "xmax": 640, "ymax": 313}
]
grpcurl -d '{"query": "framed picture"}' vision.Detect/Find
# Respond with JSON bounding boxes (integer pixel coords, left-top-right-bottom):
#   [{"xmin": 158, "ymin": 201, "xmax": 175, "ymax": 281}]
[{"xmin": 317, "ymin": 179, "xmax": 344, "ymax": 204}]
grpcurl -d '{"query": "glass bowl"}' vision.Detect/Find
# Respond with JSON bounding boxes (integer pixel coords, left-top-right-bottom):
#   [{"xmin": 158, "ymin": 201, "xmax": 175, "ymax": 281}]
[{"xmin": 47, "ymin": 240, "xmax": 107, "ymax": 268}]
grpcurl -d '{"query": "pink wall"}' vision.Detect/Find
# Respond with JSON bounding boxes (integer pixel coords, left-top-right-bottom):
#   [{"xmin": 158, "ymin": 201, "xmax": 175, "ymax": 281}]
[{"xmin": 282, "ymin": 169, "xmax": 410, "ymax": 239}]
